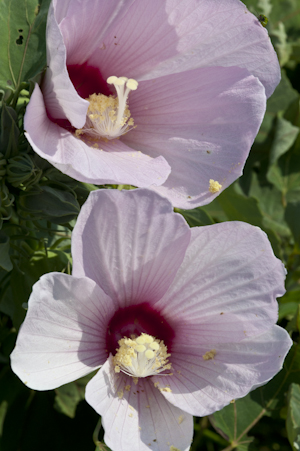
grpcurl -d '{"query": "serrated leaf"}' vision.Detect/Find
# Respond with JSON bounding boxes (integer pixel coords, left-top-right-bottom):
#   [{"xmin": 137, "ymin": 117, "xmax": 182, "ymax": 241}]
[
  {"xmin": 211, "ymin": 343, "xmax": 300, "ymax": 450},
  {"xmin": 287, "ymin": 383, "xmax": 300, "ymax": 451},
  {"xmin": 0, "ymin": 0, "xmax": 50, "ymax": 91}
]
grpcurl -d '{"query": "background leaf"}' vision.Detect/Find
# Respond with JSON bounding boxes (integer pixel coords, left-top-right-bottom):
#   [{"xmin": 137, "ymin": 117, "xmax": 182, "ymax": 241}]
[{"xmin": 0, "ymin": 0, "xmax": 50, "ymax": 91}]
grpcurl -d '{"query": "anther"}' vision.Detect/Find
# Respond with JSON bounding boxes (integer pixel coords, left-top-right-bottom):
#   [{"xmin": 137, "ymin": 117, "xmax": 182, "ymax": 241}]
[
  {"xmin": 113, "ymin": 333, "xmax": 171, "ymax": 379},
  {"xmin": 76, "ymin": 75, "xmax": 138, "ymax": 140}
]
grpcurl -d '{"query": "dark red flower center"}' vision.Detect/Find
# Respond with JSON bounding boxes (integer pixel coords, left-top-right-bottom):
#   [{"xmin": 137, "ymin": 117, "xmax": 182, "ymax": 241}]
[
  {"xmin": 106, "ymin": 303, "xmax": 175, "ymax": 356},
  {"xmin": 67, "ymin": 62, "xmax": 112, "ymax": 99}
]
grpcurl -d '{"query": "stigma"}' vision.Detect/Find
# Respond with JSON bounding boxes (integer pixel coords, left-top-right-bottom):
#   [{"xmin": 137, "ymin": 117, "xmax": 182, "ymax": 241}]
[
  {"xmin": 76, "ymin": 76, "xmax": 138, "ymax": 140},
  {"xmin": 113, "ymin": 333, "xmax": 172, "ymax": 378}
]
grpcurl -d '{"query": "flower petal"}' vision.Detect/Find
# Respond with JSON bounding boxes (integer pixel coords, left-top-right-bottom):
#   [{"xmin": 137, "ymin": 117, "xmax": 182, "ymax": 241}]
[
  {"xmin": 10, "ymin": 273, "xmax": 114, "ymax": 390},
  {"xmin": 123, "ymin": 66, "xmax": 266, "ymax": 209},
  {"xmin": 24, "ymin": 84, "xmax": 171, "ymax": 186},
  {"xmin": 43, "ymin": 3, "xmax": 88, "ymax": 128},
  {"xmin": 72, "ymin": 189, "xmax": 191, "ymax": 307},
  {"xmin": 155, "ymin": 222, "xmax": 285, "ymax": 342},
  {"xmin": 137, "ymin": 0, "xmax": 280, "ymax": 98},
  {"xmin": 57, "ymin": 0, "xmax": 136, "ymax": 65},
  {"xmin": 86, "ymin": 0, "xmax": 179, "ymax": 81},
  {"xmin": 86, "ymin": 356, "xmax": 193, "ymax": 451},
  {"xmin": 154, "ymin": 325, "xmax": 292, "ymax": 416}
]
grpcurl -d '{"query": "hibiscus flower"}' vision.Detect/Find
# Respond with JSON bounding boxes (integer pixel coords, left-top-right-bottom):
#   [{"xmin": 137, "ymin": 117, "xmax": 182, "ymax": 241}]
[
  {"xmin": 11, "ymin": 189, "xmax": 292, "ymax": 451},
  {"xmin": 24, "ymin": 0, "xmax": 280, "ymax": 208}
]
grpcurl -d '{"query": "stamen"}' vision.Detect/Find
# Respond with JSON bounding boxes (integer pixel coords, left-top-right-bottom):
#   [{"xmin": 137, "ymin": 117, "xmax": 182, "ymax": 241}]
[
  {"xmin": 113, "ymin": 333, "xmax": 172, "ymax": 379},
  {"xmin": 76, "ymin": 76, "xmax": 138, "ymax": 140},
  {"xmin": 209, "ymin": 179, "xmax": 222, "ymax": 193}
]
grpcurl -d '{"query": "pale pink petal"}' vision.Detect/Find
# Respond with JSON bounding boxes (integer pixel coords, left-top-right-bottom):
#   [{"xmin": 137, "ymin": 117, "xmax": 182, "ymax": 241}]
[
  {"xmin": 24, "ymin": 84, "xmax": 171, "ymax": 186},
  {"xmin": 10, "ymin": 273, "xmax": 114, "ymax": 390},
  {"xmin": 155, "ymin": 223, "xmax": 285, "ymax": 342},
  {"xmin": 123, "ymin": 66, "xmax": 266, "ymax": 208},
  {"xmin": 53, "ymin": 0, "xmax": 279, "ymax": 98},
  {"xmin": 57, "ymin": 0, "xmax": 136, "ymax": 65},
  {"xmin": 42, "ymin": 3, "xmax": 88, "ymax": 128},
  {"xmin": 136, "ymin": 0, "xmax": 280, "ymax": 98},
  {"xmin": 154, "ymin": 326, "xmax": 292, "ymax": 416},
  {"xmin": 86, "ymin": 356, "xmax": 193, "ymax": 451},
  {"xmin": 86, "ymin": 0, "xmax": 179, "ymax": 81},
  {"xmin": 72, "ymin": 189, "xmax": 191, "ymax": 306}
]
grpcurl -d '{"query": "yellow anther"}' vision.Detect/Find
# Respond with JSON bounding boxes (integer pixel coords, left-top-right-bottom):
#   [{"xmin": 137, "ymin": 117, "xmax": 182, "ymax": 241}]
[
  {"xmin": 209, "ymin": 179, "xmax": 222, "ymax": 193},
  {"xmin": 77, "ymin": 75, "xmax": 138, "ymax": 141},
  {"xmin": 113, "ymin": 333, "xmax": 171, "ymax": 378}
]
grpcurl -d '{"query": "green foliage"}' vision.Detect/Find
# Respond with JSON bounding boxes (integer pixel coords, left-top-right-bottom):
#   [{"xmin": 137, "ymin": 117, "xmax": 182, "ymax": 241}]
[
  {"xmin": 18, "ymin": 185, "xmax": 81, "ymax": 224},
  {"xmin": 0, "ymin": 0, "xmax": 50, "ymax": 92},
  {"xmin": 54, "ymin": 374, "xmax": 96, "ymax": 419},
  {"xmin": 210, "ymin": 343, "xmax": 300, "ymax": 450},
  {"xmin": 287, "ymin": 383, "xmax": 300, "ymax": 451},
  {"xmin": 0, "ymin": 232, "xmax": 12, "ymax": 272}
]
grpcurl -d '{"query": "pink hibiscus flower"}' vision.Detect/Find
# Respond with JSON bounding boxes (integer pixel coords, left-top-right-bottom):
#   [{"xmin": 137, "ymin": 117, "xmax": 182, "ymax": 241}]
[
  {"xmin": 11, "ymin": 189, "xmax": 292, "ymax": 451},
  {"xmin": 24, "ymin": 0, "xmax": 280, "ymax": 208}
]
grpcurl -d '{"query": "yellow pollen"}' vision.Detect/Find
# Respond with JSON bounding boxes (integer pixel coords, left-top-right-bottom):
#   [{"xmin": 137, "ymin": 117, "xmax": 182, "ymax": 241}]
[
  {"xmin": 161, "ymin": 387, "xmax": 172, "ymax": 393},
  {"xmin": 170, "ymin": 446, "xmax": 181, "ymax": 451},
  {"xmin": 203, "ymin": 349, "xmax": 217, "ymax": 360},
  {"xmin": 209, "ymin": 179, "xmax": 222, "ymax": 193},
  {"xmin": 76, "ymin": 75, "xmax": 138, "ymax": 140},
  {"xmin": 113, "ymin": 333, "xmax": 172, "ymax": 379}
]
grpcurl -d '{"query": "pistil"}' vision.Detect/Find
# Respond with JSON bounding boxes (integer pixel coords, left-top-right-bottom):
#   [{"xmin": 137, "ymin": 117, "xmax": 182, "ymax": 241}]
[
  {"xmin": 113, "ymin": 333, "xmax": 172, "ymax": 379},
  {"xmin": 76, "ymin": 76, "xmax": 138, "ymax": 140}
]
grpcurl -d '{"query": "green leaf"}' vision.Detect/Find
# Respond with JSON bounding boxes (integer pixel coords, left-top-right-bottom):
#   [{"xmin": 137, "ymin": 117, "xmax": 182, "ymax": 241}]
[
  {"xmin": 267, "ymin": 144, "xmax": 300, "ymax": 203},
  {"xmin": 0, "ymin": 0, "xmax": 50, "ymax": 91},
  {"xmin": 18, "ymin": 185, "xmax": 80, "ymax": 224},
  {"xmin": 285, "ymin": 201, "xmax": 300, "ymax": 247},
  {"xmin": 211, "ymin": 342, "xmax": 300, "ymax": 450},
  {"xmin": 54, "ymin": 384, "xmax": 81, "ymax": 419},
  {"xmin": 256, "ymin": 71, "xmax": 299, "ymax": 144},
  {"xmin": 216, "ymin": 185, "xmax": 263, "ymax": 227},
  {"xmin": 269, "ymin": 117, "xmax": 300, "ymax": 166},
  {"xmin": 0, "ymin": 104, "xmax": 19, "ymax": 159},
  {"xmin": 0, "ymin": 249, "xmax": 69, "ymax": 326},
  {"xmin": 54, "ymin": 375, "xmax": 93, "ymax": 419},
  {"xmin": 249, "ymin": 173, "xmax": 290, "ymax": 237},
  {"xmin": 0, "ymin": 232, "xmax": 12, "ymax": 271},
  {"xmin": 287, "ymin": 383, "xmax": 300, "ymax": 451},
  {"xmin": 176, "ymin": 207, "xmax": 214, "ymax": 227}
]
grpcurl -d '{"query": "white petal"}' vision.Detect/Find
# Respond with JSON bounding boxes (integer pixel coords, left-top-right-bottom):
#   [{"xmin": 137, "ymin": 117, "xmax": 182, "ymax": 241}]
[
  {"xmin": 156, "ymin": 222, "xmax": 285, "ymax": 342},
  {"xmin": 72, "ymin": 189, "xmax": 190, "ymax": 307},
  {"xmin": 11, "ymin": 273, "xmax": 114, "ymax": 390},
  {"xmin": 154, "ymin": 326, "xmax": 292, "ymax": 416},
  {"xmin": 86, "ymin": 357, "xmax": 193, "ymax": 451}
]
